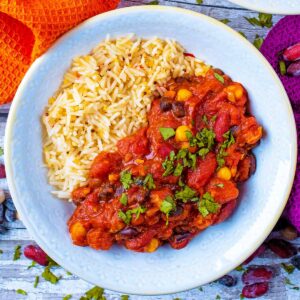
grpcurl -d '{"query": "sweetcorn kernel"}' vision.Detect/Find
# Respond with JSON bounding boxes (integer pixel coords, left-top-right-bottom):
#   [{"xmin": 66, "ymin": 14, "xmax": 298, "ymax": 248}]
[
  {"xmin": 217, "ymin": 167, "xmax": 232, "ymax": 180},
  {"xmin": 175, "ymin": 125, "xmax": 192, "ymax": 142},
  {"xmin": 145, "ymin": 238, "xmax": 160, "ymax": 253},
  {"xmin": 176, "ymin": 89, "xmax": 192, "ymax": 101}
]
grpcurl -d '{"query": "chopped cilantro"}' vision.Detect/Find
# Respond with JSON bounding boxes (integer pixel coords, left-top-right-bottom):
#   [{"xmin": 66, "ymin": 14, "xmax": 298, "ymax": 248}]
[
  {"xmin": 0, "ymin": 249, "xmax": 3, "ymax": 255},
  {"xmin": 239, "ymin": 31, "xmax": 246, "ymax": 38},
  {"xmin": 198, "ymin": 192, "xmax": 220, "ymax": 217},
  {"xmin": 214, "ymin": 73, "xmax": 224, "ymax": 84},
  {"xmin": 173, "ymin": 163, "xmax": 184, "ymax": 176},
  {"xmin": 13, "ymin": 245, "xmax": 21, "ymax": 261},
  {"xmin": 198, "ymin": 148, "xmax": 209, "ymax": 158},
  {"xmin": 217, "ymin": 130, "xmax": 235, "ymax": 168},
  {"xmin": 220, "ymin": 19, "xmax": 230, "ymax": 24},
  {"xmin": 279, "ymin": 60, "xmax": 287, "ymax": 76},
  {"xmin": 120, "ymin": 170, "xmax": 133, "ymax": 190},
  {"xmin": 245, "ymin": 13, "xmax": 273, "ymax": 28},
  {"xmin": 34, "ymin": 276, "xmax": 39, "ymax": 288},
  {"xmin": 0, "ymin": 147, "xmax": 3, "ymax": 156},
  {"xmin": 162, "ymin": 151, "xmax": 176, "ymax": 176},
  {"xmin": 202, "ymin": 115, "xmax": 208, "ymax": 125},
  {"xmin": 159, "ymin": 127, "xmax": 176, "ymax": 140},
  {"xmin": 66, "ymin": 271, "xmax": 72, "ymax": 276},
  {"xmin": 63, "ymin": 295, "xmax": 72, "ymax": 300},
  {"xmin": 196, "ymin": 0, "xmax": 203, "ymax": 4},
  {"xmin": 16, "ymin": 289, "xmax": 27, "ymax": 295},
  {"xmin": 160, "ymin": 196, "xmax": 176, "ymax": 225},
  {"xmin": 216, "ymin": 295, "xmax": 221, "ymax": 300},
  {"xmin": 121, "ymin": 296, "xmax": 129, "ymax": 300},
  {"xmin": 42, "ymin": 266, "xmax": 61, "ymax": 284},
  {"xmin": 47, "ymin": 256, "xmax": 59, "ymax": 267},
  {"xmin": 198, "ymin": 286, "xmax": 203, "ymax": 291},
  {"xmin": 215, "ymin": 183, "xmax": 224, "ymax": 188},
  {"xmin": 211, "ymin": 115, "xmax": 217, "ymax": 122},
  {"xmin": 84, "ymin": 286, "xmax": 104, "ymax": 300},
  {"xmin": 253, "ymin": 35, "xmax": 264, "ymax": 49},
  {"xmin": 27, "ymin": 260, "xmax": 37, "ymax": 269},
  {"xmin": 178, "ymin": 176, "xmax": 185, "ymax": 187},
  {"xmin": 281, "ymin": 263, "xmax": 295, "ymax": 274},
  {"xmin": 118, "ymin": 206, "xmax": 146, "ymax": 225},
  {"xmin": 235, "ymin": 265, "xmax": 245, "ymax": 272},
  {"xmin": 143, "ymin": 174, "xmax": 156, "ymax": 190},
  {"xmin": 147, "ymin": 0, "xmax": 159, "ymax": 4},
  {"xmin": 175, "ymin": 185, "xmax": 198, "ymax": 203},
  {"xmin": 119, "ymin": 193, "xmax": 128, "ymax": 206}
]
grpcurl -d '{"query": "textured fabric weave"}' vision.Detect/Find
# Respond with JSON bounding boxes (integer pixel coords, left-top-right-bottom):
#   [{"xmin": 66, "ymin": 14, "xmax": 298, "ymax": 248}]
[
  {"xmin": 261, "ymin": 16, "xmax": 300, "ymax": 232},
  {"xmin": 0, "ymin": 0, "xmax": 120, "ymax": 104}
]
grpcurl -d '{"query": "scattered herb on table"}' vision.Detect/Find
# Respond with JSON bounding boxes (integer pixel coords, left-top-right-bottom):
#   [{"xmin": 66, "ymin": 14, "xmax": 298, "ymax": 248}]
[
  {"xmin": 27, "ymin": 260, "xmax": 37, "ymax": 269},
  {"xmin": 281, "ymin": 263, "xmax": 295, "ymax": 274},
  {"xmin": 196, "ymin": 0, "xmax": 203, "ymax": 4},
  {"xmin": 0, "ymin": 249, "xmax": 3, "ymax": 254},
  {"xmin": 147, "ymin": 0, "xmax": 159, "ymax": 4},
  {"xmin": 42, "ymin": 266, "xmax": 61, "ymax": 284},
  {"xmin": 220, "ymin": 19, "xmax": 230, "ymax": 24},
  {"xmin": 253, "ymin": 35, "xmax": 264, "ymax": 49},
  {"xmin": 0, "ymin": 147, "xmax": 3, "ymax": 156},
  {"xmin": 66, "ymin": 270, "xmax": 72, "ymax": 276},
  {"xmin": 279, "ymin": 60, "xmax": 287, "ymax": 76},
  {"xmin": 235, "ymin": 265, "xmax": 245, "ymax": 272},
  {"xmin": 198, "ymin": 287, "xmax": 203, "ymax": 291},
  {"xmin": 34, "ymin": 276, "xmax": 39, "ymax": 288},
  {"xmin": 13, "ymin": 245, "xmax": 21, "ymax": 261},
  {"xmin": 83, "ymin": 286, "xmax": 105, "ymax": 300},
  {"xmin": 63, "ymin": 295, "xmax": 72, "ymax": 300},
  {"xmin": 121, "ymin": 295, "xmax": 129, "ymax": 300},
  {"xmin": 245, "ymin": 13, "xmax": 273, "ymax": 28},
  {"xmin": 216, "ymin": 295, "xmax": 221, "ymax": 300},
  {"xmin": 238, "ymin": 31, "xmax": 246, "ymax": 38},
  {"xmin": 16, "ymin": 289, "xmax": 27, "ymax": 295}
]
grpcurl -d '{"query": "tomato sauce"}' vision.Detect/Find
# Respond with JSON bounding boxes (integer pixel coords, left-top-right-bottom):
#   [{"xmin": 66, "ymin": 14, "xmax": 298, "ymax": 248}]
[{"xmin": 68, "ymin": 69, "xmax": 262, "ymax": 252}]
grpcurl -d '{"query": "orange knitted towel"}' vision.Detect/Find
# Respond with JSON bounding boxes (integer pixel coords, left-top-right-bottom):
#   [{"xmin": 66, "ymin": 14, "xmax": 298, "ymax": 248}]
[{"xmin": 0, "ymin": 0, "xmax": 120, "ymax": 104}]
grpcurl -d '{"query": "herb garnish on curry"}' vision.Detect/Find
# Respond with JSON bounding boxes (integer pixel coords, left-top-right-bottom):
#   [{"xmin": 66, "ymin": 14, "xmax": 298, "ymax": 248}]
[{"xmin": 68, "ymin": 69, "xmax": 262, "ymax": 252}]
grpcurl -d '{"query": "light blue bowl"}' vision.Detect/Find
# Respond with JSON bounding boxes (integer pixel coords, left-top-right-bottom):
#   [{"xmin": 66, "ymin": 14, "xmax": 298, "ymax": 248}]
[{"xmin": 4, "ymin": 6, "xmax": 297, "ymax": 295}]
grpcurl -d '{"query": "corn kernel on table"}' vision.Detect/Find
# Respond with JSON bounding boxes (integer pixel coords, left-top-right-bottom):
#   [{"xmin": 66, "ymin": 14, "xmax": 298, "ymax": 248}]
[{"xmin": 0, "ymin": 1, "xmax": 299, "ymax": 299}]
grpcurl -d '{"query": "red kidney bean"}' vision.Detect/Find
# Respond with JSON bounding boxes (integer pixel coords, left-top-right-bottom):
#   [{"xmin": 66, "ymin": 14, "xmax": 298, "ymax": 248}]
[
  {"xmin": 24, "ymin": 245, "xmax": 49, "ymax": 266},
  {"xmin": 169, "ymin": 232, "xmax": 192, "ymax": 249},
  {"xmin": 213, "ymin": 111, "xmax": 231, "ymax": 142},
  {"xmin": 0, "ymin": 164, "xmax": 6, "ymax": 178},
  {"xmin": 249, "ymin": 153, "xmax": 256, "ymax": 175},
  {"xmin": 242, "ymin": 266, "xmax": 273, "ymax": 284},
  {"xmin": 287, "ymin": 61, "xmax": 300, "ymax": 77},
  {"xmin": 243, "ymin": 244, "xmax": 267, "ymax": 265},
  {"xmin": 157, "ymin": 143, "xmax": 175, "ymax": 159},
  {"xmin": 242, "ymin": 282, "xmax": 269, "ymax": 298},
  {"xmin": 120, "ymin": 227, "xmax": 139, "ymax": 237},
  {"xmin": 160, "ymin": 98, "xmax": 172, "ymax": 112},
  {"xmin": 268, "ymin": 239, "xmax": 297, "ymax": 258},
  {"xmin": 283, "ymin": 42, "xmax": 300, "ymax": 62}
]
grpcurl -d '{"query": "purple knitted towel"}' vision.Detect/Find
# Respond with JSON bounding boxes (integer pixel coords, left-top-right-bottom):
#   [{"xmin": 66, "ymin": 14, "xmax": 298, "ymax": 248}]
[{"xmin": 261, "ymin": 16, "xmax": 300, "ymax": 232}]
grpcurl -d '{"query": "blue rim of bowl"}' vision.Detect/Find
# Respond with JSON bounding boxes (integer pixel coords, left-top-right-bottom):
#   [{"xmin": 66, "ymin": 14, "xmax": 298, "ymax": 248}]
[{"xmin": 4, "ymin": 5, "xmax": 297, "ymax": 295}]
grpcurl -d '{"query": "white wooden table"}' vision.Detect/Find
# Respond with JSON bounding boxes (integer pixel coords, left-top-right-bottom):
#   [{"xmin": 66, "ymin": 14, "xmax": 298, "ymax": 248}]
[{"xmin": 1, "ymin": 1, "xmax": 299, "ymax": 299}]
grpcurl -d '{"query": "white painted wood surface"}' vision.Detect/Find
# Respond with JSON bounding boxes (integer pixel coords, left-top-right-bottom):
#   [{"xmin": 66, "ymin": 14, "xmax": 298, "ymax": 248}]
[{"xmin": 1, "ymin": 1, "xmax": 299, "ymax": 299}]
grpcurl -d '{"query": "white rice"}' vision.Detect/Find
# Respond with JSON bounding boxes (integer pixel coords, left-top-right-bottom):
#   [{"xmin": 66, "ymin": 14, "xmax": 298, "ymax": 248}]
[{"xmin": 42, "ymin": 35, "xmax": 210, "ymax": 199}]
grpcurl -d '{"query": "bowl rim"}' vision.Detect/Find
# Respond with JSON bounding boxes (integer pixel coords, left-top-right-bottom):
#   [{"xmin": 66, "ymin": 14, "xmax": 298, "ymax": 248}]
[
  {"xmin": 227, "ymin": 0, "xmax": 300, "ymax": 15},
  {"xmin": 4, "ymin": 5, "xmax": 297, "ymax": 295}
]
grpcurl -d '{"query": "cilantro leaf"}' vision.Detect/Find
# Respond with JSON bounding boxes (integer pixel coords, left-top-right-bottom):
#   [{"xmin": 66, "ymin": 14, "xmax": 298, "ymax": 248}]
[
  {"xmin": 34, "ymin": 276, "xmax": 39, "ymax": 288},
  {"xmin": 42, "ymin": 266, "xmax": 61, "ymax": 284},
  {"xmin": 198, "ymin": 192, "xmax": 220, "ymax": 217},
  {"xmin": 13, "ymin": 245, "xmax": 21, "ymax": 261},
  {"xmin": 118, "ymin": 211, "xmax": 130, "ymax": 225},
  {"xmin": 220, "ymin": 19, "xmax": 230, "ymax": 24},
  {"xmin": 27, "ymin": 260, "xmax": 37, "ymax": 269},
  {"xmin": 147, "ymin": 0, "xmax": 159, "ymax": 4},
  {"xmin": 63, "ymin": 295, "xmax": 72, "ymax": 300},
  {"xmin": 173, "ymin": 163, "xmax": 184, "ymax": 176},
  {"xmin": 245, "ymin": 13, "xmax": 273, "ymax": 28},
  {"xmin": 202, "ymin": 114, "xmax": 208, "ymax": 125},
  {"xmin": 121, "ymin": 296, "xmax": 129, "ymax": 300},
  {"xmin": 162, "ymin": 151, "xmax": 176, "ymax": 176},
  {"xmin": 16, "ymin": 289, "xmax": 27, "ymax": 295},
  {"xmin": 160, "ymin": 196, "xmax": 176, "ymax": 224},
  {"xmin": 159, "ymin": 127, "xmax": 176, "ymax": 140},
  {"xmin": 0, "ymin": 249, "xmax": 3, "ymax": 255},
  {"xmin": 253, "ymin": 35, "xmax": 264, "ymax": 49},
  {"xmin": 120, "ymin": 193, "xmax": 128, "ymax": 206},
  {"xmin": 0, "ymin": 147, "xmax": 3, "ymax": 156},
  {"xmin": 214, "ymin": 183, "xmax": 224, "ymax": 188},
  {"xmin": 84, "ymin": 286, "xmax": 105, "ymax": 300},
  {"xmin": 281, "ymin": 263, "xmax": 295, "ymax": 274},
  {"xmin": 196, "ymin": 0, "xmax": 203, "ymax": 4},
  {"xmin": 217, "ymin": 130, "xmax": 235, "ymax": 168},
  {"xmin": 214, "ymin": 73, "xmax": 224, "ymax": 84},
  {"xmin": 120, "ymin": 170, "xmax": 133, "ymax": 190},
  {"xmin": 118, "ymin": 206, "xmax": 146, "ymax": 225},
  {"xmin": 175, "ymin": 185, "xmax": 198, "ymax": 203},
  {"xmin": 239, "ymin": 31, "xmax": 246, "ymax": 38},
  {"xmin": 143, "ymin": 174, "xmax": 156, "ymax": 190}
]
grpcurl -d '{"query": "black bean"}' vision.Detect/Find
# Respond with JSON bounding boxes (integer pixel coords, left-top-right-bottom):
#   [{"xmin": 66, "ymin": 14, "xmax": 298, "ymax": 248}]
[
  {"xmin": 98, "ymin": 183, "xmax": 114, "ymax": 201},
  {"xmin": 5, "ymin": 209, "xmax": 16, "ymax": 222},
  {"xmin": 4, "ymin": 198, "xmax": 16, "ymax": 211},
  {"xmin": 172, "ymin": 101, "xmax": 185, "ymax": 118},
  {"xmin": 0, "ymin": 204, "xmax": 4, "ymax": 224},
  {"xmin": 218, "ymin": 275, "xmax": 237, "ymax": 287},
  {"xmin": 173, "ymin": 232, "xmax": 192, "ymax": 242},
  {"xmin": 0, "ymin": 224, "xmax": 6, "ymax": 234},
  {"xmin": 120, "ymin": 227, "xmax": 139, "ymax": 237},
  {"xmin": 169, "ymin": 205, "xmax": 183, "ymax": 217},
  {"xmin": 160, "ymin": 98, "xmax": 172, "ymax": 112},
  {"xmin": 248, "ymin": 153, "xmax": 256, "ymax": 175}
]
